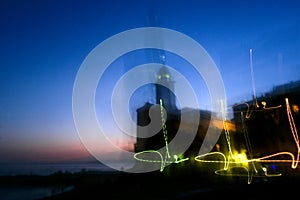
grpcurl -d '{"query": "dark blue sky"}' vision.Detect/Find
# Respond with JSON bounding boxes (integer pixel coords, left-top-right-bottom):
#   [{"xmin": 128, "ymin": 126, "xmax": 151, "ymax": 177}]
[{"xmin": 0, "ymin": 0, "xmax": 300, "ymax": 163}]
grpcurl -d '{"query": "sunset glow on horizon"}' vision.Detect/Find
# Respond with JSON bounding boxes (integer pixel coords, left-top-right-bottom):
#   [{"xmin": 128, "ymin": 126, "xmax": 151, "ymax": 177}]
[{"xmin": 1, "ymin": 0, "xmax": 300, "ymax": 173}]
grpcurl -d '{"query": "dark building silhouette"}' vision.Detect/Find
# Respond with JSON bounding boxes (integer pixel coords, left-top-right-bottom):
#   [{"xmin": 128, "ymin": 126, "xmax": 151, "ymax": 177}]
[
  {"xmin": 155, "ymin": 65, "xmax": 177, "ymax": 112},
  {"xmin": 131, "ymin": 19, "xmax": 236, "ymax": 170},
  {"xmin": 232, "ymin": 80, "xmax": 300, "ymax": 156},
  {"xmin": 134, "ymin": 64, "xmax": 181, "ymax": 153},
  {"xmin": 134, "ymin": 62, "xmax": 236, "ymax": 166}
]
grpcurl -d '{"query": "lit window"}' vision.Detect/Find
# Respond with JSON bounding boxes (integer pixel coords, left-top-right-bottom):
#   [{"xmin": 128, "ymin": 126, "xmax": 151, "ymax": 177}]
[{"xmin": 292, "ymin": 104, "xmax": 299, "ymax": 114}]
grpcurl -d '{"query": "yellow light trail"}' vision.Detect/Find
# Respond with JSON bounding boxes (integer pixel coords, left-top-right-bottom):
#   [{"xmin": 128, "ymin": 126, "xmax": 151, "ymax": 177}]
[
  {"xmin": 195, "ymin": 97, "xmax": 300, "ymax": 184},
  {"xmin": 133, "ymin": 96, "xmax": 299, "ymax": 184},
  {"xmin": 133, "ymin": 99, "xmax": 188, "ymax": 172}
]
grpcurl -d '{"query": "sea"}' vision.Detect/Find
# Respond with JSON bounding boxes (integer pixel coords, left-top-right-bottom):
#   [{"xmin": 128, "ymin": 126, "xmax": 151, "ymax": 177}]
[
  {"xmin": 0, "ymin": 162, "xmax": 119, "ymax": 200},
  {"xmin": 0, "ymin": 162, "xmax": 117, "ymax": 176}
]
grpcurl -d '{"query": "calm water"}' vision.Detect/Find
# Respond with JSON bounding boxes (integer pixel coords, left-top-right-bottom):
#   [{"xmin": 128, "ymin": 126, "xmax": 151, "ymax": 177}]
[
  {"xmin": 0, "ymin": 185, "xmax": 74, "ymax": 200},
  {"xmin": 0, "ymin": 162, "xmax": 117, "ymax": 176},
  {"xmin": 0, "ymin": 162, "xmax": 117, "ymax": 200}
]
